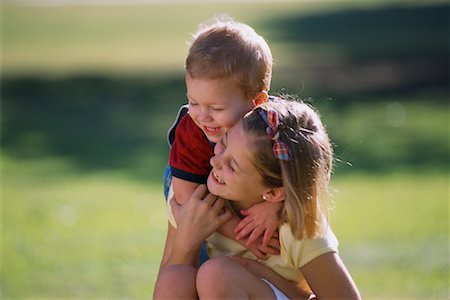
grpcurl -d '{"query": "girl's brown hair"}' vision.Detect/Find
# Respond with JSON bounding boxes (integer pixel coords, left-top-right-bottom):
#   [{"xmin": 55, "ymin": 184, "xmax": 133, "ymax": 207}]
[{"xmin": 242, "ymin": 98, "xmax": 333, "ymax": 239}]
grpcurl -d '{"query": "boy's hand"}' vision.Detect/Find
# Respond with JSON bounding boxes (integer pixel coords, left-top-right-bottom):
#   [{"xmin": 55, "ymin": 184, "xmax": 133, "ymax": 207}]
[
  {"xmin": 240, "ymin": 232, "xmax": 280, "ymax": 259},
  {"xmin": 235, "ymin": 201, "xmax": 282, "ymax": 247}
]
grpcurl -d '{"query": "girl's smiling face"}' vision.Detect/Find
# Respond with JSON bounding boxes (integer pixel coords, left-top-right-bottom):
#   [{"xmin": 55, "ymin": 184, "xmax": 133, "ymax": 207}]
[
  {"xmin": 185, "ymin": 73, "xmax": 253, "ymax": 144},
  {"xmin": 207, "ymin": 121, "xmax": 267, "ymax": 209}
]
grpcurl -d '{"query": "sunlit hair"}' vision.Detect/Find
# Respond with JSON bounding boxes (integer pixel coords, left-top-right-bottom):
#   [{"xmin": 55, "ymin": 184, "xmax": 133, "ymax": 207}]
[
  {"xmin": 185, "ymin": 15, "xmax": 273, "ymax": 100},
  {"xmin": 242, "ymin": 98, "xmax": 333, "ymax": 239}
]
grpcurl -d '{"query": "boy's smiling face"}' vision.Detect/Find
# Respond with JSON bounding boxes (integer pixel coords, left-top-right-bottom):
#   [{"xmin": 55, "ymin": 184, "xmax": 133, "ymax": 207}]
[{"xmin": 185, "ymin": 73, "xmax": 253, "ymax": 143}]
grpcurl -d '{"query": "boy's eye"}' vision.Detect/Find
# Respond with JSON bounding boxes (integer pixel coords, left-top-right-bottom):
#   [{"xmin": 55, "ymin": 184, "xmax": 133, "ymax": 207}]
[{"xmin": 210, "ymin": 106, "xmax": 223, "ymax": 111}]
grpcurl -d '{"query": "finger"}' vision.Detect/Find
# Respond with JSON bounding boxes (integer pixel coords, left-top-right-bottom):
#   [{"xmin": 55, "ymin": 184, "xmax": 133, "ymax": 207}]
[
  {"xmin": 240, "ymin": 209, "xmax": 250, "ymax": 216},
  {"xmin": 235, "ymin": 222, "xmax": 257, "ymax": 240},
  {"xmin": 272, "ymin": 230, "xmax": 279, "ymax": 238},
  {"xmin": 192, "ymin": 184, "xmax": 208, "ymax": 199},
  {"xmin": 247, "ymin": 226, "xmax": 265, "ymax": 246},
  {"xmin": 211, "ymin": 197, "xmax": 226, "ymax": 213},
  {"xmin": 262, "ymin": 227, "xmax": 277, "ymax": 247},
  {"xmin": 262, "ymin": 231, "xmax": 271, "ymax": 247},
  {"xmin": 204, "ymin": 193, "xmax": 219, "ymax": 206},
  {"xmin": 217, "ymin": 209, "xmax": 233, "ymax": 225},
  {"xmin": 234, "ymin": 216, "xmax": 253, "ymax": 233},
  {"xmin": 260, "ymin": 245, "xmax": 280, "ymax": 256},
  {"xmin": 252, "ymin": 248, "xmax": 267, "ymax": 260},
  {"xmin": 267, "ymin": 237, "xmax": 280, "ymax": 250}
]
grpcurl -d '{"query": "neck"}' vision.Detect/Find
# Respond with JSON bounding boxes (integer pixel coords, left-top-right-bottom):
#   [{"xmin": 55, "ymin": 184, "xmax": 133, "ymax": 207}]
[{"xmin": 228, "ymin": 199, "xmax": 263, "ymax": 212}]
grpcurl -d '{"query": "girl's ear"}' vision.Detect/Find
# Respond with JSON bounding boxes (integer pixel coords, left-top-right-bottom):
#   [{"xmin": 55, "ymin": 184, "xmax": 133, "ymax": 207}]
[
  {"xmin": 252, "ymin": 90, "xmax": 268, "ymax": 107},
  {"xmin": 262, "ymin": 187, "xmax": 285, "ymax": 203}
]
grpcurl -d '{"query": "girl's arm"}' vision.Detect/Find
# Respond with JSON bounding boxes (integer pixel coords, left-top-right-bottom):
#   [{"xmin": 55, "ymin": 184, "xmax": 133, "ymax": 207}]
[
  {"xmin": 167, "ymin": 185, "xmax": 232, "ymax": 266},
  {"xmin": 300, "ymin": 252, "xmax": 361, "ymax": 299},
  {"xmin": 154, "ymin": 187, "xmax": 231, "ymax": 300},
  {"xmin": 159, "ymin": 186, "xmax": 233, "ymax": 269},
  {"xmin": 158, "ymin": 222, "xmax": 177, "ymax": 271}
]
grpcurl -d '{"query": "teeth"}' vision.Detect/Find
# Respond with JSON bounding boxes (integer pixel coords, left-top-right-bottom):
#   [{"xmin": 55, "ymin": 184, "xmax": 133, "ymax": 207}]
[
  {"xmin": 205, "ymin": 126, "xmax": 219, "ymax": 133},
  {"xmin": 213, "ymin": 171, "xmax": 224, "ymax": 184}
]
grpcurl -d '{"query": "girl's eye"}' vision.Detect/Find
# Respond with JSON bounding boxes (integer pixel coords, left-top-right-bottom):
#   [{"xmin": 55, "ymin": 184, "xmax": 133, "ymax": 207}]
[{"xmin": 227, "ymin": 160, "xmax": 235, "ymax": 172}]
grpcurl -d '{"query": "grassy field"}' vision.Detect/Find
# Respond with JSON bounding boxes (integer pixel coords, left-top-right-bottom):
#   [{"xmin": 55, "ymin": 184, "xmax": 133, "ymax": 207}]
[
  {"xmin": 1, "ymin": 155, "xmax": 447, "ymax": 299},
  {"xmin": 1, "ymin": 1, "xmax": 449, "ymax": 299},
  {"xmin": 1, "ymin": 1, "xmax": 381, "ymax": 76},
  {"xmin": 1, "ymin": 156, "xmax": 166, "ymax": 298}
]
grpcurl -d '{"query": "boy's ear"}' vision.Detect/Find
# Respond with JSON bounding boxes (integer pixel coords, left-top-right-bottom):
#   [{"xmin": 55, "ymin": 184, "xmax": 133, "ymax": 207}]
[
  {"xmin": 252, "ymin": 90, "xmax": 268, "ymax": 107},
  {"xmin": 262, "ymin": 187, "xmax": 285, "ymax": 203}
]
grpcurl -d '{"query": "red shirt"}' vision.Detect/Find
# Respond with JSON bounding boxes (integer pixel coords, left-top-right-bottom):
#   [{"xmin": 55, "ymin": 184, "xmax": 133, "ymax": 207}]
[{"xmin": 169, "ymin": 115, "xmax": 214, "ymax": 184}]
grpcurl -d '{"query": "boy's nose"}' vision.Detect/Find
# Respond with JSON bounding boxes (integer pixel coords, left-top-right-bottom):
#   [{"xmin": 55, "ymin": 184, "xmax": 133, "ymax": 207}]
[{"xmin": 197, "ymin": 108, "xmax": 211, "ymax": 121}]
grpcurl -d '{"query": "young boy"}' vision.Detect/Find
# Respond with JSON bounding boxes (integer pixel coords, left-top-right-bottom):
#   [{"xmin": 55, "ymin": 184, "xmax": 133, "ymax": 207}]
[{"xmin": 163, "ymin": 16, "xmax": 280, "ymax": 263}]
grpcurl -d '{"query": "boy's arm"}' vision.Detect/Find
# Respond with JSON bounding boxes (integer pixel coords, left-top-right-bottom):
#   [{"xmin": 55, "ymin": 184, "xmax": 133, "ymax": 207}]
[{"xmin": 172, "ymin": 177, "xmax": 200, "ymax": 205}]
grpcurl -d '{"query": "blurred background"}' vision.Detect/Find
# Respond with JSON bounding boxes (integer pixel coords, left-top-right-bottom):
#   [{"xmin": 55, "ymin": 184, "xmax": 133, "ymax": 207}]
[{"xmin": 1, "ymin": 0, "xmax": 448, "ymax": 298}]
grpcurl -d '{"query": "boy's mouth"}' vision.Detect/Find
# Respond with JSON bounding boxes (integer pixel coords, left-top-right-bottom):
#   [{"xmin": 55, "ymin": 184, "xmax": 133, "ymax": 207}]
[
  {"xmin": 212, "ymin": 171, "xmax": 225, "ymax": 184},
  {"xmin": 203, "ymin": 126, "xmax": 221, "ymax": 135}
]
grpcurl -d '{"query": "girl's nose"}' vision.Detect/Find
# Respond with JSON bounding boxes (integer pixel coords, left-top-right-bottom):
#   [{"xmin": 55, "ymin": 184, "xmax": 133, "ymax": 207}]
[
  {"xmin": 210, "ymin": 154, "xmax": 221, "ymax": 169},
  {"xmin": 210, "ymin": 143, "xmax": 224, "ymax": 169}
]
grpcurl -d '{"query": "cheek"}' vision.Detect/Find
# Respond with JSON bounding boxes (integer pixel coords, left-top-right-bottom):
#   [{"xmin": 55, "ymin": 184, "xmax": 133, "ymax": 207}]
[
  {"xmin": 217, "ymin": 113, "xmax": 241, "ymax": 128},
  {"xmin": 188, "ymin": 106, "xmax": 198, "ymax": 117}
]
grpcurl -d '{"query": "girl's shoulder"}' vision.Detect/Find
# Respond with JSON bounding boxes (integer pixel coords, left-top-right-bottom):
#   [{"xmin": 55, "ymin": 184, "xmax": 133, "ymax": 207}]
[{"xmin": 279, "ymin": 223, "xmax": 339, "ymax": 268}]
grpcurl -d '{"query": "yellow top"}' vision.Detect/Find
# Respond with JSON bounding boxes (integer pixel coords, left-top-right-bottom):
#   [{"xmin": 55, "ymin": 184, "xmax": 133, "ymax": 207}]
[{"xmin": 166, "ymin": 186, "xmax": 338, "ymax": 282}]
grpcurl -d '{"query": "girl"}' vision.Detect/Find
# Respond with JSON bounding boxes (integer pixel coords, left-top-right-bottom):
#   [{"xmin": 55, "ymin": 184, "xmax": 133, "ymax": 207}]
[{"xmin": 154, "ymin": 98, "xmax": 360, "ymax": 299}]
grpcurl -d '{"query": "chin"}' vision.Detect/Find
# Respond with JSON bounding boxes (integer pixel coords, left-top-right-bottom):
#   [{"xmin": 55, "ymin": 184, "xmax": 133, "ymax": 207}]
[
  {"xmin": 206, "ymin": 175, "xmax": 224, "ymax": 197},
  {"xmin": 205, "ymin": 134, "xmax": 222, "ymax": 144},
  {"xmin": 206, "ymin": 175, "xmax": 216, "ymax": 193},
  {"xmin": 206, "ymin": 175, "xmax": 213, "ymax": 191}
]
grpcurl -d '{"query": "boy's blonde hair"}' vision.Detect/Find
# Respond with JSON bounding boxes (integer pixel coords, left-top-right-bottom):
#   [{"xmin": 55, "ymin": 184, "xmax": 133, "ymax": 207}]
[
  {"xmin": 186, "ymin": 16, "xmax": 273, "ymax": 100},
  {"xmin": 242, "ymin": 98, "xmax": 333, "ymax": 239}
]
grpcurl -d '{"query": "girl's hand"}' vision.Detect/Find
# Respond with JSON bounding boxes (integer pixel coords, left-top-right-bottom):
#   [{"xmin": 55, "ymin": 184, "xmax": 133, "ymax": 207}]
[
  {"xmin": 235, "ymin": 201, "xmax": 282, "ymax": 247},
  {"xmin": 171, "ymin": 185, "xmax": 232, "ymax": 249}
]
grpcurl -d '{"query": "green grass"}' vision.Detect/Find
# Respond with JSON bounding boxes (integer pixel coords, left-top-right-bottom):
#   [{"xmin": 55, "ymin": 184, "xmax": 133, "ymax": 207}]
[
  {"xmin": 330, "ymin": 173, "xmax": 448, "ymax": 299},
  {"xmin": 1, "ymin": 156, "xmax": 167, "ymax": 298},
  {"xmin": 0, "ymin": 2, "xmax": 336, "ymax": 75},
  {"xmin": 3, "ymin": 0, "xmax": 442, "ymax": 77},
  {"xmin": 319, "ymin": 98, "xmax": 450, "ymax": 173},
  {"xmin": 1, "ymin": 155, "xmax": 448, "ymax": 299}
]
